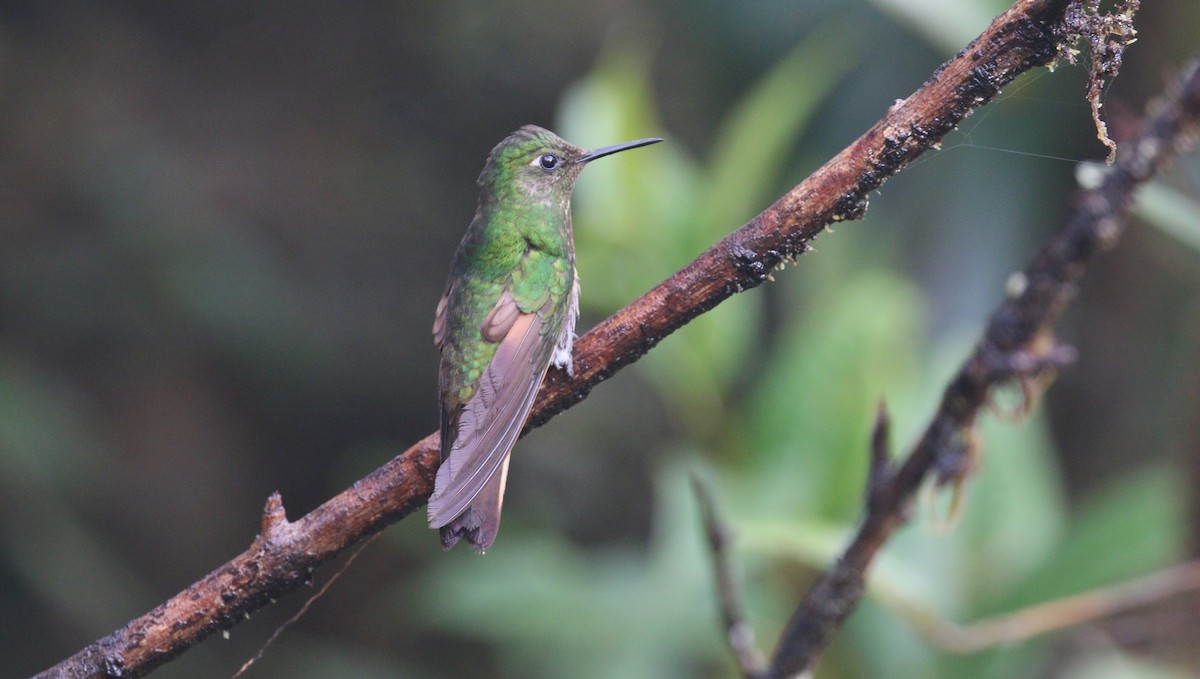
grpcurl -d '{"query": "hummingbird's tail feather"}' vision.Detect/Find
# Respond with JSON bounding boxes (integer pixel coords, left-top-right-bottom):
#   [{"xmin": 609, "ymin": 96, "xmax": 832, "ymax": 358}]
[
  {"xmin": 438, "ymin": 453, "xmax": 511, "ymax": 552},
  {"xmin": 429, "ymin": 304, "xmax": 556, "ymax": 549}
]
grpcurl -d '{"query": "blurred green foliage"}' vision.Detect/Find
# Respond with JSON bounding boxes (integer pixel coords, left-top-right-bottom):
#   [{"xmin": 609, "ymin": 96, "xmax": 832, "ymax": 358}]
[
  {"xmin": 2, "ymin": 2, "xmax": 1198, "ymax": 678},
  {"xmin": 407, "ymin": 15, "xmax": 1196, "ymax": 679},
  {"xmin": 562, "ymin": 25, "xmax": 858, "ymax": 437}
]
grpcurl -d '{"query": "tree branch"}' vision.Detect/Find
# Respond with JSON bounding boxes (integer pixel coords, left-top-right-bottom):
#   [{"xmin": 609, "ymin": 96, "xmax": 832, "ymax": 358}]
[
  {"xmin": 766, "ymin": 53, "xmax": 1200, "ymax": 678},
  {"xmin": 693, "ymin": 474, "xmax": 769, "ymax": 679},
  {"xmin": 38, "ymin": 1, "xmax": 1086, "ymax": 677}
]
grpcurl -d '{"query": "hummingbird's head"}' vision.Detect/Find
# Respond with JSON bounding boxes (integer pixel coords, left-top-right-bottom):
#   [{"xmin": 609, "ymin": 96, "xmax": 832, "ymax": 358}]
[{"xmin": 478, "ymin": 125, "xmax": 662, "ymax": 203}]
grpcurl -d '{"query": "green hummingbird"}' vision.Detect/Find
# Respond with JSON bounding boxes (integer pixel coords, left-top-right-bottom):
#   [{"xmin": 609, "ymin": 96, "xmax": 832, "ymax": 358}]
[{"xmin": 428, "ymin": 125, "xmax": 662, "ymax": 551}]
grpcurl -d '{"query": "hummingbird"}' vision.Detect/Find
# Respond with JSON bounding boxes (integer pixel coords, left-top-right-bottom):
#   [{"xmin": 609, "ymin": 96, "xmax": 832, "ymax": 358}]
[{"xmin": 428, "ymin": 125, "xmax": 662, "ymax": 551}]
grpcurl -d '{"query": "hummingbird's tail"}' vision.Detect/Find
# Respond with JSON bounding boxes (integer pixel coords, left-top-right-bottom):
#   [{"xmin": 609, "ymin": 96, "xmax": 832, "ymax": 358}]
[{"xmin": 438, "ymin": 453, "xmax": 511, "ymax": 552}]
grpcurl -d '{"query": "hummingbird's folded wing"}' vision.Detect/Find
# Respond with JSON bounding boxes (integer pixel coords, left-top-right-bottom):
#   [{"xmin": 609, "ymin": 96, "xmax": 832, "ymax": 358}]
[{"xmin": 427, "ymin": 292, "xmax": 555, "ymax": 547}]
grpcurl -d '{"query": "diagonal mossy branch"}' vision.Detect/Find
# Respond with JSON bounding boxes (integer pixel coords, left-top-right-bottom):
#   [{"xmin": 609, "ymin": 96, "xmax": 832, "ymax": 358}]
[{"xmin": 36, "ymin": 1, "xmax": 1091, "ymax": 677}]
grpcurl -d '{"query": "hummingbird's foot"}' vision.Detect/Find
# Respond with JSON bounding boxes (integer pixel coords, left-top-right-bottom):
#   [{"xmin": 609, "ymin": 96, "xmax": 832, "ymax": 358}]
[
  {"xmin": 552, "ymin": 353, "xmax": 575, "ymax": 378},
  {"xmin": 551, "ymin": 331, "xmax": 577, "ymax": 377}
]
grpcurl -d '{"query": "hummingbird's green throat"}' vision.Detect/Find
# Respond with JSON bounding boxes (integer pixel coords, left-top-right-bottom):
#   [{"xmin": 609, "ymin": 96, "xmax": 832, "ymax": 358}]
[{"xmin": 428, "ymin": 125, "xmax": 662, "ymax": 551}]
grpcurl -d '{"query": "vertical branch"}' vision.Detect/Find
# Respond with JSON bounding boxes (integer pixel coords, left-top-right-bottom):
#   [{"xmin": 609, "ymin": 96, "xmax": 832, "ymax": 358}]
[
  {"xmin": 765, "ymin": 55, "xmax": 1200, "ymax": 677},
  {"xmin": 692, "ymin": 474, "xmax": 769, "ymax": 679}
]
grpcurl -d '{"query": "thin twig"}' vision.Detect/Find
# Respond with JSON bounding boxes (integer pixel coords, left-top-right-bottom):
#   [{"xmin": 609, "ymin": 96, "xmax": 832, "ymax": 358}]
[
  {"xmin": 692, "ymin": 474, "xmax": 769, "ymax": 679},
  {"xmin": 866, "ymin": 401, "xmax": 896, "ymax": 515},
  {"xmin": 37, "ymin": 2, "xmax": 1088, "ymax": 677},
  {"xmin": 912, "ymin": 560, "xmax": 1200, "ymax": 654},
  {"xmin": 1071, "ymin": 0, "xmax": 1140, "ymax": 163},
  {"xmin": 230, "ymin": 532, "xmax": 381, "ymax": 678},
  {"xmin": 766, "ymin": 54, "xmax": 1200, "ymax": 678}
]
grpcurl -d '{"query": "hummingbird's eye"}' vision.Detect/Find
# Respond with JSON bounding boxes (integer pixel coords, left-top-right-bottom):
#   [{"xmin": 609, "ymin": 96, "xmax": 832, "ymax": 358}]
[{"xmin": 537, "ymin": 153, "xmax": 560, "ymax": 171}]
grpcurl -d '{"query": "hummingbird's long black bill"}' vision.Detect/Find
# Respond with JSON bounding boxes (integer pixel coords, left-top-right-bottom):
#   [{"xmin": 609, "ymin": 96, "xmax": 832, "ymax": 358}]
[{"xmin": 578, "ymin": 137, "xmax": 663, "ymax": 163}]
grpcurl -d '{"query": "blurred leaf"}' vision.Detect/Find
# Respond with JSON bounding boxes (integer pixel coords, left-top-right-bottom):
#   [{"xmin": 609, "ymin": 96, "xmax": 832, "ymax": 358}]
[
  {"xmin": 871, "ymin": 0, "xmax": 1002, "ymax": 54},
  {"xmin": 954, "ymin": 412, "xmax": 1068, "ymax": 602},
  {"xmin": 411, "ymin": 464, "xmax": 728, "ymax": 679},
  {"xmin": 980, "ymin": 463, "xmax": 1186, "ymax": 616},
  {"xmin": 700, "ymin": 21, "xmax": 859, "ymax": 243},
  {"xmin": 559, "ymin": 27, "xmax": 859, "ymax": 435},
  {"xmin": 1136, "ymin": 180, "xmax": 1200, "ymax": 255},
  {"xmin": 1058, "ymin": 650, "xmax": 1195, "ymax": 679},
  {"xmin": 740, "ymin": 271, "xmax": 926, "ymax": 519},
  {"xmin": 842, "ymin": 596, "xmax": 944, "ymax": 679},
  {"xmin": 735, "ymin": 515, "xmax": 849, "ymax": 570}
]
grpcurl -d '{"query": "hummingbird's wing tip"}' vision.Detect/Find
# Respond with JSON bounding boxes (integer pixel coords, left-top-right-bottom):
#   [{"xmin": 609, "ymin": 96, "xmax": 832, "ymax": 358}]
[
  {"xmin": 436, "ymin": 454, "xmax": 509, "ymax": 552},
  {"xmin": 430, "ymin": 303, "xmax": 553, "ymax": 549}
]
